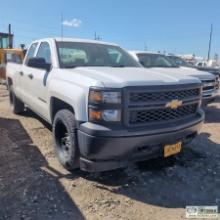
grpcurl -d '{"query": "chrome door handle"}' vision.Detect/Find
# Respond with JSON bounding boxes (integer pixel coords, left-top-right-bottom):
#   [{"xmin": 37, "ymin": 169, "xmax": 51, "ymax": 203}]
[{"xmin": 28, "ymin": 74, "xmax": 34, "ymax": 79}]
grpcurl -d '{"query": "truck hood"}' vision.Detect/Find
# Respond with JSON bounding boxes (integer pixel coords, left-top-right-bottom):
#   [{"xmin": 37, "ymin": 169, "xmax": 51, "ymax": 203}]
[
  {"xmin": 69, "ymin": 67, "xmax": 200, "ymax": 88},
  {"xmin": 152, "ymin": 67, "xmax": 215, "ymax": 81}
]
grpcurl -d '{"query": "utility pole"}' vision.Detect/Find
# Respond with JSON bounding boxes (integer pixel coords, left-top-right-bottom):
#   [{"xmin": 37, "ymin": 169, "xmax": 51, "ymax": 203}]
[
  {"xmin": 207, "ymin": 23, "xmax": 213, "ymax": 61},
  {"xmin": 94, "ymin": 31, "xmax": 102, "ymax": 40},
  {"xmin": 8, "ymin": 24, "xmax": 13, "ymax": 48},
  {"xmin": 144, "ymin": 45, "xmax": 148, "ymax": 51},
  {"xmin": 96, "ymin": 35, "xmax": 102, "ymax": 41}
]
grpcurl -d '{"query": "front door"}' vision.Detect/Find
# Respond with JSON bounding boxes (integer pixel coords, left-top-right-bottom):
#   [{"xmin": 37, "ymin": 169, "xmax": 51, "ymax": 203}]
[
  {"xmin": 19, "ymin": 42, "xmax": 38, "ymax": 105},
  {"xmin": 25, "ymin": 42, "xmax": 52, "ymax": 120}
]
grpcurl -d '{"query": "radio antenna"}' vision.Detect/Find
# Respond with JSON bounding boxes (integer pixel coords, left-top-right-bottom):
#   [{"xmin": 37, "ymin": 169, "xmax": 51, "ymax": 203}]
[{"xmin": 61, "ymin": 12, "xmax": 63, "ymax": 41}]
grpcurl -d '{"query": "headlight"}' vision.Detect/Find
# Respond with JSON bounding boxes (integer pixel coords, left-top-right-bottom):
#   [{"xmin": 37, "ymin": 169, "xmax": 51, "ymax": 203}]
[
  {"xmin": 89, "ymin": 90, "xmax": 121, "ymax": 104},
  {"xmin": 88, "ymin": 88, "xmax": 122, "ymax": 123}
]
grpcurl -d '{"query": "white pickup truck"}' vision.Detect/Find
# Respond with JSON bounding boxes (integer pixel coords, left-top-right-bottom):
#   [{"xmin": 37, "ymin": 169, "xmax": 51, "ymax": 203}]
[
  {"xmin": 129, "ymin": 51, "xmax": 219, "ymax": 105},
  {"xmin": 129, "ymin": 51, "xmax": 219, "ymax": 104},
  {"xmin": 7, "ymin": 38, "xmax": 204, "ymax": 172}
]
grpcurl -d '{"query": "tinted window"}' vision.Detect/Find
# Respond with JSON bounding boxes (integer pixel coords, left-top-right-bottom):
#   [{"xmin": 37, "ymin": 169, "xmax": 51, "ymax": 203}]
[
  {"xmin": 169, "ymin": 56, "xmax": 190, "ymax": 67},
  {"xmin": 25, "ymin": 43, "xmax": 38, "ymax": 65},
  {"xmin": 0, "ymin": 36, "xmax": 10, "ymax": 49},
  {"xmin": 5, "ymin": 53, "xmax": 22, "ymax": 64},
  {"xmin": 57, "ymin": 42, "xmax": 140, "ymax": 68},
  {"xmin": 36, "ymin": 42, "xmax": 51, "ymax": 64},
  {"xmin": 137, "ymin": 53, "xmax": 178, "ymax": 68}
]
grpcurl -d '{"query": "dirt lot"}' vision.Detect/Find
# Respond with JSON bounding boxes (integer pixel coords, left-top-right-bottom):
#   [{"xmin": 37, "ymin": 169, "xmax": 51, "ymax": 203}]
[{"xmin": 0, "ymin": 84, "xmax": 220, "ymax": 220}]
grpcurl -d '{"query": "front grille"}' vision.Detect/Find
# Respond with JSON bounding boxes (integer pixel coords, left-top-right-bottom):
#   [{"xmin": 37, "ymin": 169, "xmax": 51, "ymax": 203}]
[
  {"xmin": 202, "ymin": 79, "xmax": 215, "ymax": 83},
  {"xmin": 124, "ymin": 85, "xmax": 201, "ymax": 127},
  {"xmin": 129, "ymin": 104, "xmax": 198, "ymax": 125},
  {"xmin": 202, "ymin": 80, "xmax": 215, "ymax": 91},
  {"xmin": 129, "ymin": 88, "xmax": 200, "ymax": 103},
  {"xmin": 203, "ymin": 86, "xmax": 215, "ymax": 91}
]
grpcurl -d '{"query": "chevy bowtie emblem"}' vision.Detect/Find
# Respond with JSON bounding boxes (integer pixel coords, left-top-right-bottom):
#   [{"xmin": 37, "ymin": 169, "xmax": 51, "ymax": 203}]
[{"xmin": 166, "ymin": 99, "xmax": 183, "ymax": 109}]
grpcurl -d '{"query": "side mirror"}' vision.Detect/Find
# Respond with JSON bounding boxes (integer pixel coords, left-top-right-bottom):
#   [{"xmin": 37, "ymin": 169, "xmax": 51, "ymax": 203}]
[{"xmin": 27, "ymin": 57, "xmax": 51, "ymax": 71}]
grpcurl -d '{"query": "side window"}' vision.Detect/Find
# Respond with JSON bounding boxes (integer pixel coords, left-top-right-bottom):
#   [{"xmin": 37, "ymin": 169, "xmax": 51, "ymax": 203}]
[
  {"xmin": 25, "ymin": 43, "xmax": 38, "ymax": 65},
  {"xmin": 36, "ymin": 42, "xmax": 51, "ymax": 64}
]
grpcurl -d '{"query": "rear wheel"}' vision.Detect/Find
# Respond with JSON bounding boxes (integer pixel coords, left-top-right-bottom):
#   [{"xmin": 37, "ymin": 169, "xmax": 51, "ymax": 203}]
[
  {"xmin": 52, "ymin": 109, "xmax": 79, "ymax": 171},
  {"xmin": 9, "ymin": 86, "xmax": 24, "ymax": 114}
]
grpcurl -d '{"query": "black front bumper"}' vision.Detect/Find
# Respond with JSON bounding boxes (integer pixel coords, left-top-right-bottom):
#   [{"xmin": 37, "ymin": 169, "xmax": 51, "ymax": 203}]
[{"xmin": 77, "ymin": 111, "xmax": 204, "ymax": 172}]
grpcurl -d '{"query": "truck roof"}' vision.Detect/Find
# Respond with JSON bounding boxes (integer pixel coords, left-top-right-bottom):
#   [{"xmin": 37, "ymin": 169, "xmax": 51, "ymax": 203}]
[{"xmin": 32, "ymin": 37, "xmax": 119, "ymax": 47}]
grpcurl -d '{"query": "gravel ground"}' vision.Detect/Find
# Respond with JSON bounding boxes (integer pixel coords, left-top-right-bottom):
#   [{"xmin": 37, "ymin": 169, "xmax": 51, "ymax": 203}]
[{"xmin": 0, "ymin": 84, "xmax": 220, "ymax": 220}]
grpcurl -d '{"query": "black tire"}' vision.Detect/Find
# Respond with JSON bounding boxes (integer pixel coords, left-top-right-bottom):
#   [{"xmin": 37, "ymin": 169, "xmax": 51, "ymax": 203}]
[
  {"xmin": 52, "ymin": 109, "xmax": 79, "ymax": 171},
  {"xmin": 9, "ymin": 86, "xmax": 24, "ymax": 114}
]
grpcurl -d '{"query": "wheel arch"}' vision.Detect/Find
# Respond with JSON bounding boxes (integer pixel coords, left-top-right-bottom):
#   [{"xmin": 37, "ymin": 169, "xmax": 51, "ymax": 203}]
[{"xmin": 50, "ymin": 97, "xmax": 75, "ymax": 122}]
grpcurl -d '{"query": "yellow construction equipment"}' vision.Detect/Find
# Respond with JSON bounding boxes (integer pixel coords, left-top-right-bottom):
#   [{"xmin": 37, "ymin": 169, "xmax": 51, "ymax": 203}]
[
  {"xmin": 0, "ymin": 25, "xmax": 25, "ymax": 83},
  {"xmin": 0, "ymin": 49, "xmax": 25, "ymax": 83}
]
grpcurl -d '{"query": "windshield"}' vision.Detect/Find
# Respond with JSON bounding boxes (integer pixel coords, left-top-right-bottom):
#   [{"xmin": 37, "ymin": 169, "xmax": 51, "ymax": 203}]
[
  {"xmin": 137, "ymin": 53, "xmax": 178, "ymax": 68},
  {"xmin": 168, "ymin": 56, "xmax": 191, "ymax": 67},
  {"xmin": 57, "ymin": 41, "xmax": 140, "ymax": 68}
]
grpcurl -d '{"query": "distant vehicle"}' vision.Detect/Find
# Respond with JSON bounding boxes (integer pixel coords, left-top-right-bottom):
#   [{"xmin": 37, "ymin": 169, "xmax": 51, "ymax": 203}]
[
  {"xmin": 0, "ymin": 49, "xmax": 24, "ymax": 84},
  {"xmin": 195, "ymin": 60, "xmax": 219, "ymax": 68},
  {"xmin": 168, "ymin": 54, "xmax": 220, "ymax": 81},
  {"xmin": 197, "ymin": 66, "xmax": 220, "ymax": 79},
  {"xmin": 166, "ymin": 55, "xmax": 193, "ymax": 67},
  {"xmin": 7, "ymin": 38, "xmax": 204, "ymax": 172},
  {"xmin": 196, "ymin": 61, "xmax": 220, "ymax": 79},
  {"xmin": 129, "ymin": 51, "xmax": 218, "ymax": 104},
  {"xmin": 168, "ymin": 54, "xmax": 220, "ymax": 93}
]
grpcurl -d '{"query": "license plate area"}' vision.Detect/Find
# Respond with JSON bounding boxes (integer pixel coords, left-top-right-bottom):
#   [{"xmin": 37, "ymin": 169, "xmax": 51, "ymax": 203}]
[{"xmin": 164, "ymin": 141, "xmax": 182, "ymax": 157}]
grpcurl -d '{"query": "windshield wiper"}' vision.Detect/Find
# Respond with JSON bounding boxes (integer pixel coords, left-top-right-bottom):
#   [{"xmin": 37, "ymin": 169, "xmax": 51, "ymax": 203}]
[
  {"xmin": 111, "ymin": 65, "xmax": 125, "ymax": 67},
  {"xmin": 146, "ymin": 65, "xmax": 179, "ymax": 68},
  {"xmin": 64, "ymin": 65, "xmax": 90, "ymax": 68},
  {"xmin": 64, "ymin": 65, "xmax": 79, "ymax": 68}
]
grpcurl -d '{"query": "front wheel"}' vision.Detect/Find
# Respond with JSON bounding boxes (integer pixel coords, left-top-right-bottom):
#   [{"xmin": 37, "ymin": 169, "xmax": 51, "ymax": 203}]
[{"xmin": 52, "ymin": 109, "xmax": 79, "ymax": 171}]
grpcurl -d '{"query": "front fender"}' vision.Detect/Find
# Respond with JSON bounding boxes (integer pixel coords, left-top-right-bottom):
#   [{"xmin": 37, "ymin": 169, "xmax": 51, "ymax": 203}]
[{"xmin": 48, "ymin": 78, "xmax": 89, "ymax": 122}]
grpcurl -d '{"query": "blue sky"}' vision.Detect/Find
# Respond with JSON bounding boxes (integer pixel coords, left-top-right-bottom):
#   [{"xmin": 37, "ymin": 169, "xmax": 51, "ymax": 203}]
[{"xmin": 0, "ymin": 0, "xmax": 219, "ymax": 57}]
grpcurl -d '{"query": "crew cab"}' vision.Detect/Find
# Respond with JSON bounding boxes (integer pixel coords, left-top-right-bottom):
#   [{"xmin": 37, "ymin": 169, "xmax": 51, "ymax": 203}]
[
  {"xmin": 129, "ymin": 51, "xmax": 218, "ymax": 104},
  {"xmin": 7, "ymin": 38, "xmax": 204, "ymax": 172}
]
